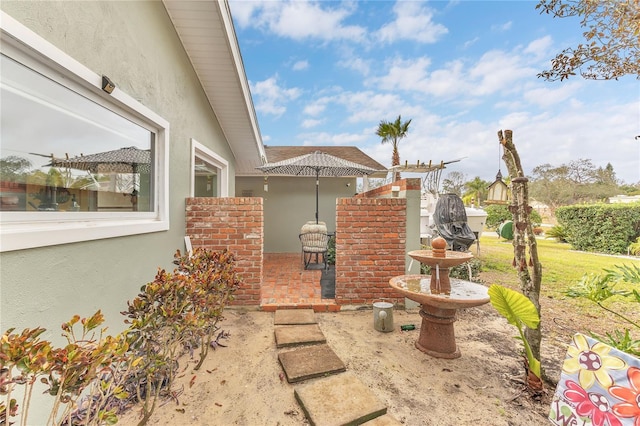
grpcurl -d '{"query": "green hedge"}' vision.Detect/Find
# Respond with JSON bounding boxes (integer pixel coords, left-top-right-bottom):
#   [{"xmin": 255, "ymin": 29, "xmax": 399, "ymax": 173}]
[
  {"xmin": 484, "ymin": 204, "xmax": 542, "ymax": 229},
  {"xmin": 555, "ymin": 202, "xmax": 640, "ymax": 254}
]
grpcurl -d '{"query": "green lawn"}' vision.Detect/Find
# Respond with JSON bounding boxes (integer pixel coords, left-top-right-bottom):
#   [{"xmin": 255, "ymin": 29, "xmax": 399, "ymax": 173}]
[{"xmin": 477, "ymin": 235, "xmax": 639, "ymax": 325}]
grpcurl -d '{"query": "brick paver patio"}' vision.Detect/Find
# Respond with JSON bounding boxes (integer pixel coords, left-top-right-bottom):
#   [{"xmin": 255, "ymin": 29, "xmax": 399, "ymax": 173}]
[{"xmin": 261, "ymin": 253, "xmax": 339, "ymax": 312}]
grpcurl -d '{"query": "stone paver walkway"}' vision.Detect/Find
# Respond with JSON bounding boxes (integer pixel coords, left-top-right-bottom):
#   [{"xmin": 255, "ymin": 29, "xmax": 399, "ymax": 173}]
[
  {"xmin": 273, "ymin": 309, "xmax": 401, "ymax": 425},
  {"xmin": 274, "ymin": 324, "xmax": 326, "ymax": 348}
]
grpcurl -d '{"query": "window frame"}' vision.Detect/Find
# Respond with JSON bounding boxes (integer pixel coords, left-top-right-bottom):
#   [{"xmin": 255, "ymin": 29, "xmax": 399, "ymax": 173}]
[
  {"xmin": 0, "ymin": 12, "xmax": 170, "ymax": 252},
  {"xmin": 190, "ymin": 139, "xmax": 229, "ymax": 198}
]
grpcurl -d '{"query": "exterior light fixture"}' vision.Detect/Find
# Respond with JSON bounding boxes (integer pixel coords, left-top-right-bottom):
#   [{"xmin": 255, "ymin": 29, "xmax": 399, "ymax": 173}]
[
  {"xmin": 101, "ymin": 75, "xmax": 115, "ymax": 94},
  {"xmin": 263, "ymin": 176, "xmax": 268, "ymax": 192}
]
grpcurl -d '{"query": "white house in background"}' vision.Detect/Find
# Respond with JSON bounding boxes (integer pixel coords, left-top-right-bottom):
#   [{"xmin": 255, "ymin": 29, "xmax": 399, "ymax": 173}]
[
  {"xmin": 609, "ymin": 195, "xmax": 640, "ymax": 203},
  {"xmin": 0, "ymin": 1, "xmax": 264, "ymax": 337}
]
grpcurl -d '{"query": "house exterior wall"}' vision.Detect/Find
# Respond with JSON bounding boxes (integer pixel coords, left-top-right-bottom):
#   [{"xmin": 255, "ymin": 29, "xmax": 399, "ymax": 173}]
[
  {"xmin": 236, "ymin": 176, "xmax": 357, "ymax": 253},
  {"xmin": 185, "ymin": 197, "xmax": 263, "ymax": 306},
  {"xmin": 0, "ymin": 2, "xmax": 237, "ymax": 337},
  {"xmin": 334, "ymin": 179, "xmax": 422, "ymax": 307}
]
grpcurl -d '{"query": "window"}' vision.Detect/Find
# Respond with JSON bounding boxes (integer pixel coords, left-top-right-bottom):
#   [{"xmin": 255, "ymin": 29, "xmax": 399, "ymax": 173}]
[
  {"xmin": 191, "ymin": 139, "xmax": 228, "ymax": 198},
  {"xmin": 0, "ymin": 13, "xmax": 169, "ymax": 251}
]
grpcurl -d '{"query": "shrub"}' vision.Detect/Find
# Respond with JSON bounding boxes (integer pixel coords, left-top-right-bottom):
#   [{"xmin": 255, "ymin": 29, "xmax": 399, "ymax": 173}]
[
  {"xmin": 485, "ymin": 204, "xmax": 542, "ymax": 229},
  {"xmin": 556, "ymin": 202, "xmax": 640, "ymax": 254},
  {"xmin": 0, "ymin": 311, "xmax": 130, "ymax": 426},
  {"xmin": 628, "ymin": 236, "xmax": 640, "ymax": 256},
  {"xmin": 173, "ymin": 249, "xmax": 241, "ymax": 370},
  {"xmin": 326, "ymin": 235, "xmax": 336, "ymax": 265},
  {"xmin": 1, "ymin": 248, "xmax": 240, "ymax": 426},
  {"xmin": 565, "ymin": 263, "xmax": 640, "ymax": 356},
  {"xmin": 545, "ymin": 225, "xmax": 568, "ymax": 243},
  {"xmin": 421, "ymin": 258, "xmax": 482, "ymax": 283}
]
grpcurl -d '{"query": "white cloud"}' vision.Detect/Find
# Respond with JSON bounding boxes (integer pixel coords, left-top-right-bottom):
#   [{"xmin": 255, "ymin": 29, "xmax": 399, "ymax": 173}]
[
  {"xmin": 299, "ymin": 131, "xmax": 369, "ymax": 146},
  {"xmin": 463, "ymin": 37, "xmax": 479, "ymax": 49},
  {"xmin": 250, "ymin": 76, "xmax": 301, "ymax": 117},
  {"xmin": 301, "ymin": 118, "xmax": 322, "ymax": 129},
  {"xmin": 337, "ymin": 56, "xmax": 371, "ymax": 76},
  {"xmin": 419, "ymin": 60, "xmax": 467, "ymax": 97},
  {"xmin": 369, "ymin": 57, "xmax": 432, "ymax": 92},
  {"xmin": 491, "ymin": 21, "xmax": 512, "ymax": 32},
  {"xmin": 303, "ymin": 98, "xmax": 329, "ymax": 116},
  {"xmin": 228, "ymin": 1, "xmax": 260, "ymax": 28},
  {"xmin": 374, "ymin": 100, "xmax": 640, "ymax": 184},
  {"xmin": 364, "ymin": 45, "xmax": 540, "ymax": 100},
  {"xmin": 468, "ymin": 50, "xmax": 535, "ymax": 96},
  {"xmin": 495, "ymin": 102, "xmax": 639, "ymax": 182},
  {"xmin": 241, "ymin": 1, "xmax": 366, "ymax": 42},
  {"xmin": 524, "ymin": 36, "xmax": 554, "ymax": 61},
  {"xmin": 376, "ymin": 1, "xmax": 448, "ymax": 44},
  {"xmin": 339, "ymin": 91, "xmax": 411, "ymax": 123},
  {"xmin": 522, "ymin": 82, "xmax": 581, "ymax": 108},
  {"xmin": 292, "ymin": 60, "xmax": 309, "ymax": 71}
]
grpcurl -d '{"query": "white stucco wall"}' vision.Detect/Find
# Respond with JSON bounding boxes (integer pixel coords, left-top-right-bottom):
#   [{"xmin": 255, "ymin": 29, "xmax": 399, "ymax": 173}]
[
  {"xmin": 0, "ymin": 2, "xmax": 236, "ymax": 340},
  {"xmin": 236, "ymin": 176, "xmax": 357, "ymax": 252}
]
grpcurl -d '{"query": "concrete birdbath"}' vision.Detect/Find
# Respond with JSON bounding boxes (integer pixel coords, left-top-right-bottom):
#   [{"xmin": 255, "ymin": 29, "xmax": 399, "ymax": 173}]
[{"xmin": 389, "ymin": 237, "xmax": 490, "ymax": 359}]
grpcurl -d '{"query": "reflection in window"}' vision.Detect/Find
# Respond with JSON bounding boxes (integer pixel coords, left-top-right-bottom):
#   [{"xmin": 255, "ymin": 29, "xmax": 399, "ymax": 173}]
[
  {"xmin": 194, "ymin": 157, "xmax": 218, "ymax": 197},
  {"xmin": 191, "ymin": 140, "xmax": 228, "ymax": 198},
  {"xmin": 0, "ymin": 54, "xmax": 154, "ymax": 212}
]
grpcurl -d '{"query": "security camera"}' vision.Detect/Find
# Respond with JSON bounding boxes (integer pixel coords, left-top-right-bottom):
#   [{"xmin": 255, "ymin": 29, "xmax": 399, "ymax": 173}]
[{"xmin": 346, "ymin": 183, "xmax": 351, "ymax": 187}]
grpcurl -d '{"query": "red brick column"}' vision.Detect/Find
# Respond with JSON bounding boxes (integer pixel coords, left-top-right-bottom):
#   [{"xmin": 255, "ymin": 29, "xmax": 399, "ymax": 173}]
[
  {"xmin": 335, "ymin": 197, "xmax": 407, "ymax": 307},
  {"xmin": 185, "ymin": 197, "xmax": 263, "ymax": 305}
]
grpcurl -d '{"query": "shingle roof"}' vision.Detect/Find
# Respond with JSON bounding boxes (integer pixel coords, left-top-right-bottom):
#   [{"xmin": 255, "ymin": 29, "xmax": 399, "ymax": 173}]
[{"xmin": 239, "ymin": 146, "xmax": 388, "ymax": 178}]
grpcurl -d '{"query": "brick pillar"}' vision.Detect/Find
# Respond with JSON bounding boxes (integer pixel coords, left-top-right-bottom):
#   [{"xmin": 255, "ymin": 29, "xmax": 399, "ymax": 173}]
[
  {"xmin": 185, "ymin": 197, "xmax": 263, "ymax": 305},
  {"xmin": 335, "ymin": 197, "xmax": 407, "ymax": 306},
  {"xmin": 334, "ymin": 178, "xmax": 422, "ymax": 307}
]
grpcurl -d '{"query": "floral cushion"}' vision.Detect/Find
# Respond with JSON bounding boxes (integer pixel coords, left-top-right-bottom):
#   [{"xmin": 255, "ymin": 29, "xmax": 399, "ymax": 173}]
[{"xmin": 549, "ymin": 333, "xmax": 640, "ymax": 426}]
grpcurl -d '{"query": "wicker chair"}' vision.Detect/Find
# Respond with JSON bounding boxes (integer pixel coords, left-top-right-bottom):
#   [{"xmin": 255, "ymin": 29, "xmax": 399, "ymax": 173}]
[{"xmin": 299, "ymin": 221, "xmax": 329, "ymax": 269}]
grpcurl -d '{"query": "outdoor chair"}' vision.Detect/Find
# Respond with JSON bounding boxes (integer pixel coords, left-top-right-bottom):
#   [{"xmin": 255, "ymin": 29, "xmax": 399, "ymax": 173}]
[{"xmin": 299, "ymin": 230, "xmax": 329, "ymax": 270}]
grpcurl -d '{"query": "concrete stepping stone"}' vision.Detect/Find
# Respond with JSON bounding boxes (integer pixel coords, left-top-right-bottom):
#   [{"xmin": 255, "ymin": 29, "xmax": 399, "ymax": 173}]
[
  {"xmin": 275, "ymin": 324, "xmax": 326, "ymax": 348},
  {"xmin": 363, "ymin": 414, "xmax": 403, "ymax": 425},
  {"xmin": 294, "ymin": 372, "xmax": 387, "ymax": 425},
  {"xmin": 274, "ymin": 309, "xmax": 317, "ymax": 325},
  {"xmin": 278, "ymin": 344, "xmax": 346, "ymax": 383}
]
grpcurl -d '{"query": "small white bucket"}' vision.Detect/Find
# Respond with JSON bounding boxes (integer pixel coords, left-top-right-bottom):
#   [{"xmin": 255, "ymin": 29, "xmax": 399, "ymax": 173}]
[{"xmin": 373, "ymin": 301, "xmax": 394, "ymax": 332}]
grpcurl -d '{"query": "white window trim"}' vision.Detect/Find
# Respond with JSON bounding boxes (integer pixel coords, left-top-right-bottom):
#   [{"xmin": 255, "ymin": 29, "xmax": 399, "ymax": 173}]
[
  {"xmin": 0, "ymin": 12, "xmax": 170, "ymax": 252},
  {"xmin": 190, "ymin": 139, "xmax": 229, "ymax": 198}
]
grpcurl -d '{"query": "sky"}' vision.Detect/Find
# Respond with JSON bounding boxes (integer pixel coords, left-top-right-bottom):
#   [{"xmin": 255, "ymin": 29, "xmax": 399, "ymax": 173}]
[{"xmin": 229, "ymin": 0, "xmax": 640, "ymax": 186}]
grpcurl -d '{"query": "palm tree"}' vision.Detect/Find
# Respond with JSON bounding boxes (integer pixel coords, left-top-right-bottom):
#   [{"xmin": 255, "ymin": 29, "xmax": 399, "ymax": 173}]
[
  {"xmin": 376, "ymin": 115, "xmax": 411, "ymax": 182},
  {"xmin": 464, "ymin": 176, "xmax": 489, "ymax": 206}
]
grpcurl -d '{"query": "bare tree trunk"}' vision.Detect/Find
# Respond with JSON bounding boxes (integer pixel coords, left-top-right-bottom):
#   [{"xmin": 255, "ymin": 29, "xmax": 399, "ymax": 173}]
[{"xmin": 498, "ymin": 130, "xmax": 544, "ymax": 383}]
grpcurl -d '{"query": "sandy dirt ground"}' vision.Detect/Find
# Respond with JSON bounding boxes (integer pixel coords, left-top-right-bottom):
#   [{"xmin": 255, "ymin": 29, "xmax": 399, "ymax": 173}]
[{"xmin": 119, "ymin": 305, "xmax": 559, "ymax": 426}]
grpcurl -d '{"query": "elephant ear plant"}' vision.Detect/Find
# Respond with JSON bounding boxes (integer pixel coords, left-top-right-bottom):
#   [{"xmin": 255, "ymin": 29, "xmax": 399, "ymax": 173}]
[{"xmin": 488, "ymin": 284, "xmax": 543, "ymax": 392}]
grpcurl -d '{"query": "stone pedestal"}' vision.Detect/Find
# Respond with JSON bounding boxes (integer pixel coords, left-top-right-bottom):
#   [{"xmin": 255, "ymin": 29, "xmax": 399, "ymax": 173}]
[{"xmin": 415, "ymin": 305, "xmax": 460, "ymax": 359}]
